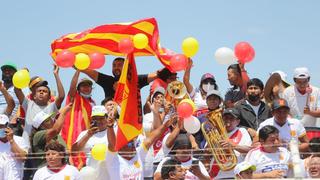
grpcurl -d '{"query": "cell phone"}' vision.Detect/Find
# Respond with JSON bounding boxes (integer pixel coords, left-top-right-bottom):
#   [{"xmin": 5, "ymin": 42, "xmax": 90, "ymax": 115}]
[{"xmin": 90, "ymin": 121, "xmax": 98, "ymax": 128}]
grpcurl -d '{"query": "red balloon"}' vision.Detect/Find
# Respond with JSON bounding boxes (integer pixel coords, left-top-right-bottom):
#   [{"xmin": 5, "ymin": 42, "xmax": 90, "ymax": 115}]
[
  {"xmin": 118, "ymin": 38, "xmax": 134, "ymax": 54},
  {"xmin": 89, "ymin": 52, "xmax": 106, "ymax": 69},
  {"xmin": 170, "ymin": 54, "xmax": 188, "ymax": 72},
  {"xmin": 55, "ymin": 50, "xmax": 75, "ymax": 67},
  {"xmin": 234, "ymin": 42, "xmax": 255, "ymax": 63},
  {"xmin": 177, "ymin": 102, "xmax": 193, "ymax": 118}
]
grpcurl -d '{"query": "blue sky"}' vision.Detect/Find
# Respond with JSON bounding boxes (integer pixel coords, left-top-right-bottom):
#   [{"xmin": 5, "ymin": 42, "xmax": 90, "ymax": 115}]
[{"xmin": 1, "ymin": 1, "xmax": 320, "ymax": 104}]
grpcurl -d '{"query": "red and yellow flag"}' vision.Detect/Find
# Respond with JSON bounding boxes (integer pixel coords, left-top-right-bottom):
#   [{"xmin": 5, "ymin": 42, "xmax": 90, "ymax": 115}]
[
  {"xmin": 61, "ymin": 92, "xmax": 94, "ymax": 168},
  {"xmin": 51, "ymin": 18, "xmax": 175, "ymax": 71},
  {"xmin": 114, "ymin": 53, "xmax": 142, "ymax": 150}
]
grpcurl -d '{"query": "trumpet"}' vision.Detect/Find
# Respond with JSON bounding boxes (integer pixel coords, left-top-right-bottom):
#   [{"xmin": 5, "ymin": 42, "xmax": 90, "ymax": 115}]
[
  {"xmin": 165, "ymin": 81, "xmax": 190, "ymax": 107},
  {"xmin": 201, "ymin": 108, "xmax": 237, "ymax": 171}
]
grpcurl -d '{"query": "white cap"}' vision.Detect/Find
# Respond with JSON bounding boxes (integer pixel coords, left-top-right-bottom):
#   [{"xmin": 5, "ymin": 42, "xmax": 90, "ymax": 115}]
[
  {"xmin": 91, "ymin": 105, "xmax": 107, "ymax": 117},
  {"xmin": 271, "ymin": 70, "xmax": 287, "ymax": 82},
  {"xmin": 151, "ymin": 86, "xmax": 165, "ymax": 103},
  {"xmin": 294, "ymin": 67, "xmax": 310, "ymax": 79},
  {"xmin": 0, "ymin": 114, "xmax": 9, "ymax": 125},
  {"xmin": 32, "ymin": 111, "xmax": 55, "ymax": 129},
  {"xmin": 234, "ymin": 161, "xmax": 256, "ymax": 175},
  {"xmin": 206, "ymin": 89, "xmax": 222, "ymax": 100}
]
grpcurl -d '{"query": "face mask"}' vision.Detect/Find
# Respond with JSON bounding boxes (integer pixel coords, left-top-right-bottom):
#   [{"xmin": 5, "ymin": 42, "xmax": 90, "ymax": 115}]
[
  {"xmin": 0, "ymin": 128, "xmax": 6, "ymax": 138},
  {"xmin": 80, "ymin": 92, "xmax": 92, "ymax": 98},
  {"xmin": 248, "ymin": 94, "xmax": 260, "ymax": 102},
  {"xmin": 202, "ymin": 83, "xmax": 215, "ymax": 93},
  {"xmin": 1, "ymin": 74, "xmax": 12, "ymax": 84}
]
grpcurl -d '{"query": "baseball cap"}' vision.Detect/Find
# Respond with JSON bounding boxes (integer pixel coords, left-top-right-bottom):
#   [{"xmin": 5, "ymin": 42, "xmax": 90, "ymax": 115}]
[
  {"xmin": 29, "ymin": 76, "xmax": 48, "ymax": 89},
  {"xmin": 1, "ymin": 62, "xmax": 17, "ymax": 72},
  {"xmin": 271, "ymin": 70, "xmax": 290, "ymax": 87},
  {"xmin": 234, "ymin": 161, "xmax": 256, "ymax": 175},
  {"xmin": 272, "ymin": 98, "xmax": 289, "ymax": 111},
  {"xmin": 77, "ymin": 78, "xmax": 93, "ymax": 87},
  {"xmin": 172, "ymin": 134, "xmax": 192, "ymax": 150},
  {"xmin": 32, "ymin": 111, "xmax": 55, "ymax": 129},
  {"xmin": 151, "ymin": 86, "xmax": 165, "ymax": 103},
  {"xmin": 223, "ymin": 108, "xmax": 240, "ymax": 119},
  {"xmin": 201, "ymin": 73, "xmax": 215, "ymax": 82},
  {"xmin": 0, "ymin": 114, "xmax": 9, "ymax": 125},
  {"xmin": 91, "ymin": 105, "xmax": 107, "ymax": 117},
  {"xmin": 294, "ymin": 67, "xmax": 310, "ymax": 79},
  {"xmin": 206, "ymin": 89, "xmax": 222, "ymax": 100}
]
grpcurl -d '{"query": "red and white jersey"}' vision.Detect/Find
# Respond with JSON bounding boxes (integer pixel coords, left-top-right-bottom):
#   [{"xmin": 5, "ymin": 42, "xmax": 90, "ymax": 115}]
[
  {"xmin": 33, "ymin": 165, "xmax": 80, "ymax": 180},
  {"xmin": 283, "ymin": 85, "xmax": 320, "ymax": 120},
  {"xmin": 98, "ymin": 143, "xmax": 148, "ymax": 180},
  {"xmin": 212, "ymin": 127, "xmax": 252, "ymax": 179},
  {"xmin": 245, "ymin": 147, "xmax": 291, "ymax": 177},
  {"xmin": 258, "ymin": 117, "xmax": 306, "ymax": 144}
]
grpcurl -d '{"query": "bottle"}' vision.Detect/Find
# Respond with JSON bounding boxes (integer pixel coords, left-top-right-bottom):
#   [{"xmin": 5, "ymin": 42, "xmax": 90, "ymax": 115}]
[{"xmin": 289, "ymin": 130, "xmax": 303, "ymax": 178}]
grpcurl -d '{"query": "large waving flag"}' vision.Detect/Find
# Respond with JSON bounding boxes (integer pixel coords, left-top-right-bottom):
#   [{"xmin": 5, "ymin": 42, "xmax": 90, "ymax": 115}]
[
  {"xmin": 51, "ymin": 18, "xmax": 175, "ymax": 71},
  {"xmin": 114, "ymin": 53, "xmax": 142, "ymax": 150}
]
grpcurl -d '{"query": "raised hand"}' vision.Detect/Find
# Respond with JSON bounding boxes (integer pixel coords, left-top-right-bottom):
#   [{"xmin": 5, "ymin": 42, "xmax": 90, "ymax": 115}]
[{"xmin": 53, "ymin": 64, "xmax": 59, "ymax": 75}]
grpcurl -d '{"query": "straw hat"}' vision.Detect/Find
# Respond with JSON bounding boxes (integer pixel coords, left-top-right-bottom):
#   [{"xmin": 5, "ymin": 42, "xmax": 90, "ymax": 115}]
[{"xmin": 264, "ymin": 73, "xmax": 282, "ymax": 103}]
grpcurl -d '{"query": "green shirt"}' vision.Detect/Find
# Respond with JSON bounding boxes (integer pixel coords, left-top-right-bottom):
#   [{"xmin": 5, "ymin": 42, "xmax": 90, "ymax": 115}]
[{"xmin": 32, "ymin": 130, "xmax": 66, "ymax": 168}]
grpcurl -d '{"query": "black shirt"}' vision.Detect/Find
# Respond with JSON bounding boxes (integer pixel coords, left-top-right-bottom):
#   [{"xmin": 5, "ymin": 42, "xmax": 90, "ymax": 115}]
[{"xmin": 96, "ymin": 72, "xmax": 149, "ymax": 98}]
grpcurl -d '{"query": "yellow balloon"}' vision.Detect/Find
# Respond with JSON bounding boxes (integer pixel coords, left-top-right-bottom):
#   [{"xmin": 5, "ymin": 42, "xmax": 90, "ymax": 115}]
[
  {"xmin": 75, "ymin": 53, "xmax": 90, "ymax": 70},
  {"xmin": 182, "ymin": 37, "xmax": 199, "ymax": 57},
  {"xmin": 179, "ymin": 99, "xmax": 197, "ymax": 113},
  {"xmin": 91, "ymin": 144, "xmax": 107, "ymax": 161},
  {"xmin": 133, "ymin": 33, "xmax": 149, "ymax": 49},
  {"xmin": 12, "ymin": 69, "xmax": 30, "ymax": 89}
]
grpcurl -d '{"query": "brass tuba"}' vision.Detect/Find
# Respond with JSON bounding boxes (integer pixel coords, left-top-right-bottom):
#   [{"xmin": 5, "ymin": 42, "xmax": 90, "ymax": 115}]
[
  {"xmin": 165, "ymin": 81, "xmax": 190, "ymax": 107},
  {"xmin": 201, "ymin": 108, "xmax": 237, "ymax": 171}
]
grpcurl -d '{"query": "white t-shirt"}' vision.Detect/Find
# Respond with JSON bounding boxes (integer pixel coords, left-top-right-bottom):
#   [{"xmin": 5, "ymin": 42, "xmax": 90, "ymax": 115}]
[
  {"xmin": 98, "ymin": 143, "xmax": 148, "ymax": 180},
  {"xmin": 155, "ymin": 157, "xmax": 209, "ymax": 180},
  {"xmin": 258, "ymin": 117, "xmax": 306, "ymax": 144},
  {"xmin": 0, "ymin": 136, "xmax": 28, "ymax": 180},
  {"xmin": 0, "ymin": 86, "xmax": 27, "ymax": 118},
  {"xmin": 245, "ymin": 147, "xmax": 292, "ymax": 177},
  {"xmin": 214, "ymin": 127, "xmax": 252, "ymax": 179},
  {"xmin": 190, "ymin": 88, "xmax": 207, "ymax": 111},
  {"xmin": 33, "ymin": 164, "xmax": 80, "ymax": 180},
  {"xmin": 22, "ymin": 98, "xmax": 58, "ymax": 148},
  {"xmin": 283, "ymin": 85, "xmax": 320, "ymax": 120},
  {"xmin": 75, "ymin": 129, "xmax": 109, "ymax": 168},
  {"xmin": 247, "ymin": 100, "xmax": 261, "ymax": 118}
]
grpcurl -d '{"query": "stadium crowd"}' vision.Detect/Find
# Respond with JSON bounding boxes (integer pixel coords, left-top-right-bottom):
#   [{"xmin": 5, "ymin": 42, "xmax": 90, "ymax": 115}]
[{"xmin": 0, "ymin": 57, "xmax": 320, "ymax": 180}]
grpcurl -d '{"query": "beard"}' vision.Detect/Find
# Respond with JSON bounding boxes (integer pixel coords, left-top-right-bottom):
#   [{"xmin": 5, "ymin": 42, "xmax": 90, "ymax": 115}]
[{"xmin": 248, "ymin": 94, "xmax": 260, "ymax": 102}]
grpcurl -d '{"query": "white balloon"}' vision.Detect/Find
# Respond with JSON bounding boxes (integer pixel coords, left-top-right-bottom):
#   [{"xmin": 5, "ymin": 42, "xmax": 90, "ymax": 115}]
[
  {"xmin": 80, "ymin": 166, "xmax": 96, "ymax": 180},
  {"xmin": 183, "ymin": 116, "xmax": 201, "ymax": 134},
  {"xmin": 214, "ymin": 47, "xmax": 237, "ymax": 65}
]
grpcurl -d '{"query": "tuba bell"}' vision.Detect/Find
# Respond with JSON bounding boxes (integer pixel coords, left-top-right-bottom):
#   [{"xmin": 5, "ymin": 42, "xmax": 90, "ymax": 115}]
[
  {"xmin": 201, "ymin": 108, "xmax": 237, "ymax": 171},
  {"xmin": 165, "ymin": 81, "xmax": 190, "ymax": 107}
]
